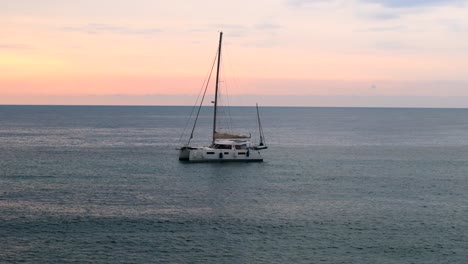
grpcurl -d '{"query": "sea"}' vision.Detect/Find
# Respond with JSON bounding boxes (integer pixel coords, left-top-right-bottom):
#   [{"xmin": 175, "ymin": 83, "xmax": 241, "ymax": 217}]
[{"xmin": 0, "ymin": 105, "xmax": 467, "ymax": 263}]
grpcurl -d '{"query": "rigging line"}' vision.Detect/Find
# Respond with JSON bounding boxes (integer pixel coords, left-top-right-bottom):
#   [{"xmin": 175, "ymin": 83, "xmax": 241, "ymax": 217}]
[
  {"xmin": 224, "ymin": 62, "xmax": 233, "ymax": 132},
  {"xmin": 187, "ymin": 49, "xmax": 218, "ymax": 145},
  {"xmin": 216, "ymin": 71, "xmax": 228, "ymax": 132},
  {"xmin": 178, "ymin": 50, "xmax": 218, "ymax": 144},
  {"xmin": 220, "ymin": 49, "xmax": 233, "ymax": 132},
  {"xmin": 254, "ymin": 104, "xmax": 259, "ymax": 143},
  {"xmin": 222, "ymin": 44, "xmax": 235, "ymax": 132},
  {"xmin": 218, "ymin": 90, "xmax": 228, "ymax": 131},
  {"xmin": 220, "ymin": 79, "xmax": 230, "ymax": 131},
  {"xmin": 216, "ymin": 65, "xmax": 227, "ymax": 132},
  {"xmin": 257, "ymin": 103, "xmax": 266, "ymax": 145}
]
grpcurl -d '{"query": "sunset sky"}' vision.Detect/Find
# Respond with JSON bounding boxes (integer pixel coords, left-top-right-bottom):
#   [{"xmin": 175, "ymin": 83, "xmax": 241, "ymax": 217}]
[{"xmin": 1, "ymin": 0, "xmax": 468, "ymax": 107}]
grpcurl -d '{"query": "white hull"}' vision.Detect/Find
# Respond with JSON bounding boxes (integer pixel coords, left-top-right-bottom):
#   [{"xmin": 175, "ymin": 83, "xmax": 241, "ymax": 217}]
[{"xmin": 179, "ymin": 147, "xmax": 263, "ymax": 162}]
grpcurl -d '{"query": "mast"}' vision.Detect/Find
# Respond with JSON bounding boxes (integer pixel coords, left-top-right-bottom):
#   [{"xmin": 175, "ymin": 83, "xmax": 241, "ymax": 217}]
[
  {"xmin": 212, "ymin": 31, "xmax": 223, "ymax": 143},
  {"xmin": 256, "ymin": 103, "xmax": 265, "ymax": 146}
]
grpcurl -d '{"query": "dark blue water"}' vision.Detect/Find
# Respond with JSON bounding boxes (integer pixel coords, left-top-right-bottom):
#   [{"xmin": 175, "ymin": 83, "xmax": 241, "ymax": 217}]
[{"xmin": 1, "ymin": 105, "xmax": 467, "ymax": 263}]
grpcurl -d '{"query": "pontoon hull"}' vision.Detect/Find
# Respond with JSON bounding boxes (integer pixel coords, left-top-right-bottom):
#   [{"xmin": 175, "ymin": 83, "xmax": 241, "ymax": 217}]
[{"xmin": 179, "ymin": 148, "xmax": 263, "ymax": 162}]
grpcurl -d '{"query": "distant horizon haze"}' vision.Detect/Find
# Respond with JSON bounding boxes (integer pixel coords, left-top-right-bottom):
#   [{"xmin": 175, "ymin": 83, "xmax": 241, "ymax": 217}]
[{"xmin": 2, "ymin": 94, "xmax": 468, "ymax": 109}]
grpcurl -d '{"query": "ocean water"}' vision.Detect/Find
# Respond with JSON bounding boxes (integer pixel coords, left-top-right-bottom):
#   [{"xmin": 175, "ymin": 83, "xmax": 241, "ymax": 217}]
[{"xmin": 0, "ymin": 105, "xmax": 467, "ymax": 263}]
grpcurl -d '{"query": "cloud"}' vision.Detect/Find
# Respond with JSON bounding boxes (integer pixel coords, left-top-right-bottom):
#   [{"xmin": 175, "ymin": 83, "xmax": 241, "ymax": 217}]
[
  {"xmin": 193, "ymin": 23, "xmax": 281, "ymax": 39},
  {"xmin": 287, "ymin": 0, "xmax": 336, "ymax": 7},
  {"xmin": 190, "ymin": 23, "xmax": 281, "ymax": 47},
  {"xmin": 439, "ymin": 19, "xmax": 468, "ymax": 32},
  {"xmin": 212, "ymin": 24, "xmax": 249, "ymax": 34},
  {"xmin": 373, "ymin": 41, "xmax": 413, "ymax": 51},
  {"xmin": 255, "ymin": 23, "xmax": 281, "ymax": 30},
  {"xmin": 365, "ymin": 12, "xmax": 400, "ymax": 20},
  {"xmin": 241, "ymin": 39, "xmax": 280, "ymax": 48},
  {"xmin": 357, "ymin": 25, "xmax": 406, "ymax": 32},
  {"xmin": 362, "ymin": 0, "xmax": 464, "ymax": 8},
  {"xmin": 0, "ymin": 43, "xmax": 32, "ymax": 50},
  {"xmin": 355, "ymin": 0, "xmax": 465, "ymax": 21},
  {"xmin": 188, "ymin": 24, "xmax": 250, "ymax": 38},
  {"xmin": 60, "ymin": 23, "xmax": 162, "ymax": 36}
]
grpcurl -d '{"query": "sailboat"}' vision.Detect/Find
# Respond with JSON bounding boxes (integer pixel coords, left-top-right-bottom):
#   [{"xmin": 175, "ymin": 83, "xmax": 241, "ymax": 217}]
[{"xmin": 178, "ymin": 32, "xmax": 267, "ymax": 162}]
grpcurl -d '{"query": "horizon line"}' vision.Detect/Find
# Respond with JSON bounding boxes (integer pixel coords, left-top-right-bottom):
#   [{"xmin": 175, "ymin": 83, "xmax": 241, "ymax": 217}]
[{"xmin": 2, "ymin": 104, "xmax": 468, "ymax": 110}]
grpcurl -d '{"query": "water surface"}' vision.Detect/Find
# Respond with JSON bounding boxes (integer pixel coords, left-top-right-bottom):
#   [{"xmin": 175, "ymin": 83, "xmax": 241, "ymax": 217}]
[{"xmin": 1, "ymin": 106, "xmax": 467, "ymax": 263}]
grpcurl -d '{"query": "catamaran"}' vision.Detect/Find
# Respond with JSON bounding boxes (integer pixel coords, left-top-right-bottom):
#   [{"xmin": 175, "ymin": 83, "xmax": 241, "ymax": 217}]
[{"xmin": 178, "ymin": 32, "xmax": 267, "ymax": 162}]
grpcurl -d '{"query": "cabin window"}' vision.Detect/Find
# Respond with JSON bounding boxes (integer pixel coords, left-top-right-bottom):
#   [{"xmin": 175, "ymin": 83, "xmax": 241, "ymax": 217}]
[
  {"xmin": 207, "ymin": 152, "xmax": 215, "ymax": 155},
  {"xmin": 238, "ymin": 152, "xmax": 246, "ymax": 155},
  {"xmin": 214, "ymin": 144, "xmax": 231, "ymax": 149},
  {"xmin": 224, "ymin": 152, "xmax": 229, "ymax": 154}
]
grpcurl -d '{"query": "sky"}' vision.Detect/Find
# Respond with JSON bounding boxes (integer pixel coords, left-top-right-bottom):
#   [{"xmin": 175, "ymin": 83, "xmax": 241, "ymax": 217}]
[{"xmin": 1, "ymin": 0, "xmax": 468, "ymax": 107}]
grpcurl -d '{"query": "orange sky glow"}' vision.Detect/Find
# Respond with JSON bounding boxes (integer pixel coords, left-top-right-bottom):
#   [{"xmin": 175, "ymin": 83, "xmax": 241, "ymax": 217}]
[{"xmin": 1, "ymin": 0, "xmax": 468, "ymax": 106}]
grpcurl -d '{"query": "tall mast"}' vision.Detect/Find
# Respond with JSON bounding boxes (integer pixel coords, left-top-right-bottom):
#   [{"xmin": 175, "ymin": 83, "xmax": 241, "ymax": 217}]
[
  {"xmin": 256, "ymin": 103, "xmax": 265, "ymax": 146},
  {"xmin": 212, "ymin": 31, "xmax": 223, "ymax": 143}
]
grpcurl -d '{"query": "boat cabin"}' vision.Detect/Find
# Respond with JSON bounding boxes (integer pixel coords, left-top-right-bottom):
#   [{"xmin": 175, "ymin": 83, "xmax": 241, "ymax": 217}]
[{"xmin": 210, "ymin": 139, "xmax": 250, "ymax": 150}]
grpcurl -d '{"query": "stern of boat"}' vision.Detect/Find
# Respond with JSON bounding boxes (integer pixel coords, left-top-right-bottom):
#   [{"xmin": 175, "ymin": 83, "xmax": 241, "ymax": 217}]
[{"xmin": 178, "ymin": 146, "xmax": 190, "ymax": 161}]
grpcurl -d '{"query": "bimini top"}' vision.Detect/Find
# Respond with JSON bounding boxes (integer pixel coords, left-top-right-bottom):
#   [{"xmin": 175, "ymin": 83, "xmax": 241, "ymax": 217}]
[
  {"xmin": 213, "ymin": 139, "xmax": 252, "ymax": 146},
  {"xmin": 213, "ymin": 132, "xmax": 250, "ymax": 139}
]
